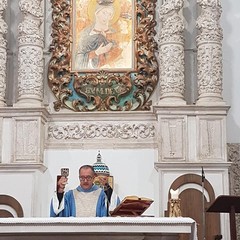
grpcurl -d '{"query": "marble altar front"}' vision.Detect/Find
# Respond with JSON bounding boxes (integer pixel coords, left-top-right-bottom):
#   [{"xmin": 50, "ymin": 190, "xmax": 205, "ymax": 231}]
[{"xmin": 0, "ymin": 217, "xmax": 197, "ymax": 240}]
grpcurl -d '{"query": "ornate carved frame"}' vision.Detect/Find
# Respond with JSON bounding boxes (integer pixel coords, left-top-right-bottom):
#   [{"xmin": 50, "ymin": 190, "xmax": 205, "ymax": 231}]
[{"xmin": 48, "ymin": 0, "xmax": 158, "ymax": 112}]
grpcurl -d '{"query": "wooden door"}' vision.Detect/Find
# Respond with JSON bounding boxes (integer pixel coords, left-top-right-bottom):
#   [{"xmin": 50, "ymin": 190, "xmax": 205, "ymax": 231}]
[{"xmin": 179, "ymin": 188, "xmax": 221, "ymax": 240}]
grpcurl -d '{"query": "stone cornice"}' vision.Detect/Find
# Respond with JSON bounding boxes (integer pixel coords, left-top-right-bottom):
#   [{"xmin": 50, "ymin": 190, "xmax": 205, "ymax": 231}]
[
  {"xmin": 154, "ymin": 162, "xmax": 231, "ymax": 170},
  {"xmin": 0, "ymin": 163, "xmax": 47, "ymax": 173},
  {"xmin": 0, "ymin": 107, "xmax": 50, "ymax": 121},
  {"xmin": 48, "ymin": 110, "xmax": 157, "ymax": 122},
  {"xmin": 153, "ymin": 105, "xmax": 230, "ymax": 115}
]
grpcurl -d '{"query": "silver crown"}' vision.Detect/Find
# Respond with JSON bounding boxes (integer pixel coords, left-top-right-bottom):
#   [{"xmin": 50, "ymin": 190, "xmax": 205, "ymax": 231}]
[{"xmin": 97, "ymin": 0, "xmax": 114, "ymax": 5}]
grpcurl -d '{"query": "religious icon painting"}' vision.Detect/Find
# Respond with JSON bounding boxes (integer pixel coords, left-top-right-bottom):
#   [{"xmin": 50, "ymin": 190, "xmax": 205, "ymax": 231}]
[
  {"xmin": 48, "ymin": 0, "xmax": 158, "ymax": 111},
  {"xmin": 72, "ymin": 0, "xmax": 134, "ymax": 71}
]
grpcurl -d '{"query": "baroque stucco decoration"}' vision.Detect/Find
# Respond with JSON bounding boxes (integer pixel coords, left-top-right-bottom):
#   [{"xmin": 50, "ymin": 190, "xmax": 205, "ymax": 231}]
[
  {"xmin": 48, "ymin": 123, "xmax": 155, "ymax": 140},
  {"xmin": 48, "ymin": 0, "xmax": 158, "ymax": 112}
]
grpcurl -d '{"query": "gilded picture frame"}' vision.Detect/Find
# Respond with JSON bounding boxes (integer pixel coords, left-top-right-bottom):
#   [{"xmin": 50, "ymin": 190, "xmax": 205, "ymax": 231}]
[{"xmin": 48, "ymin": 0, "xmax": 158, "ymax": 111}]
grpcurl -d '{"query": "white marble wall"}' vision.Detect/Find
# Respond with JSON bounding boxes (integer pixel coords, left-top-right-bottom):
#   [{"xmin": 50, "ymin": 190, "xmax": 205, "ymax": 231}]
[{"xmin": 221, "ymin": 1, "xmax": 240, "ymax": 143}]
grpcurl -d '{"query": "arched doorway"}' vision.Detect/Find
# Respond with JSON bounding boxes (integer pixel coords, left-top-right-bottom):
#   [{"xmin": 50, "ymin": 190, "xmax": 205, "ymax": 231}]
[
  {"xmin": 166, "ymin": 174, "xmax": 222, "ymax": 240},
  {"xmin": 0, "ymin": 195, "xmax": 24, "ymax": 217}
]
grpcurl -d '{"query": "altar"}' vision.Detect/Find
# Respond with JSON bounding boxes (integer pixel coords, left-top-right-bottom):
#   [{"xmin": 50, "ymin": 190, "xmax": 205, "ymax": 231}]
[{"xmin": 0, "ymin": 217, "xmax": 197, "ymax": 240}]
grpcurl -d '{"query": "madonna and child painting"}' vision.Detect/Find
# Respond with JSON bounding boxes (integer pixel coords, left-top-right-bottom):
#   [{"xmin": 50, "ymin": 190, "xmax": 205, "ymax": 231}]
[{"xmin": 72, "ymin": 0, "xmax": 134, "ymax": 71}]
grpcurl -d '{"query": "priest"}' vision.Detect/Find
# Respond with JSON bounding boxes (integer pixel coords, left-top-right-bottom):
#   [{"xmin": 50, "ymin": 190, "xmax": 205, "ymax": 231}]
[{"xmin": 50, "ymin": 165, "xmax": 107, "ymax": 217}]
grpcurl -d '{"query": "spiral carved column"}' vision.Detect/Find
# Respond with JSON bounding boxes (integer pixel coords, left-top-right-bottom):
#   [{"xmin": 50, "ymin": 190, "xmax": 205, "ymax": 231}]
[
  {"xmin": 157, "ymin": 0, "xmax": 186, "ymax": 105},
  {"xmin": 196, "ymin": 0, "xmax": 225, "ymax": 105},
  {"xmin": 0, "ymin": 0, "xmax": 7, "ymax": 107},
  {"xmin": 15, "ymin": 0, "xmax": 44, "ymax": 107}
]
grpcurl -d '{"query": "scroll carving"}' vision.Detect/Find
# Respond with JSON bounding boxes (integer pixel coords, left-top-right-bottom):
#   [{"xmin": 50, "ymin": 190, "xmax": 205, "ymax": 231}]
[{"xmin": 48, "ymin": 123, "xmax": 155, "ymax": 140}]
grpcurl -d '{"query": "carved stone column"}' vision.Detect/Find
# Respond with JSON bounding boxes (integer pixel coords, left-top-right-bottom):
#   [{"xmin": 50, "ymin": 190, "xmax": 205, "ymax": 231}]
[
  {"xmin": 0, "ymin": 0, "xmax": 7, "ymax": 107},
  {"xmin": 196, "ymin": 0, "xmax": 225, "ymax": 105},
  {"xmin": 15, "ymin": 0, "xmax": 44, "ymax": 107},
  {"xmin": 157, "ymin": 0, "xmax": 186, "ymax": 105}
]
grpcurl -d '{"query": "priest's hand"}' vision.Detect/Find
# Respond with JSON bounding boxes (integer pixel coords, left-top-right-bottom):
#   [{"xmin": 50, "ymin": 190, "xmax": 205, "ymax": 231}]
[{"xmin": 57, "ymin": 176, "xmax": 68, "ymax": 193}]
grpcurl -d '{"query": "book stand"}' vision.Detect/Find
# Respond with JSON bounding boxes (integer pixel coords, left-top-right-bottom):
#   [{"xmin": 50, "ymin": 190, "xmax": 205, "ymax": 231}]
[
  {"xmin": 110, "ymin": 197, "xmax": 153, "ymax": 217},
  {"xmin": 207, "ymin": 195, "xmax": 240, "ymax": 240}
]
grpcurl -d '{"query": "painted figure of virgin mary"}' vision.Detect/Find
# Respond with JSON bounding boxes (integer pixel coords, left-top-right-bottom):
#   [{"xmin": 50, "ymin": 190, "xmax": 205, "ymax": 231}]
[{"xmin": 74, "ymin": 0, "xmax": 132, "ymax": 70}]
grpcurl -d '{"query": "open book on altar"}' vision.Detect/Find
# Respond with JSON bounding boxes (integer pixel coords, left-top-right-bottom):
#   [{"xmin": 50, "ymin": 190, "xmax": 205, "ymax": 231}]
[{"xmin": 110, "ymin": 196, "xmax": 154, "ymax": 217}]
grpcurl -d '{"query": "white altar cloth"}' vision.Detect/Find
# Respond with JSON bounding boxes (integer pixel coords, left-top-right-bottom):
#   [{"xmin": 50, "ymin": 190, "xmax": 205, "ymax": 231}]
[{"xmin": 0, "ymin": 217, "xmax": 198, "ymax": 240}]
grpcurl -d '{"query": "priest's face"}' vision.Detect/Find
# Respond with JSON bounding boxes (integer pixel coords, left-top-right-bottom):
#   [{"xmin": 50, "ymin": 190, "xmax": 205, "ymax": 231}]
[{"xmin": 79, "ymin": 167, "xmax": 95, "ymax": 190}]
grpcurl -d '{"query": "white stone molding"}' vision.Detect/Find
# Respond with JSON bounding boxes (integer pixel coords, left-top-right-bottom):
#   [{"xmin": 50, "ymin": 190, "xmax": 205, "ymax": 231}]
[
  {"xmin": 0, "ymin": 217, "xmax": 198, "ymax": 239},
  {"xmin": 0, "ymin": 0, "xmax": 8, "ymax": 107},
  {"xmin": 13, "ymin": 116, "xmax": 45, "ymax": 163},
  {"xmin": 196, "ymin": 0, "xmax": 225, "ymax": 105},
  {"xmin": 15, "ymin": 0, "xmax": 44, "ymax": 107},
  {"xmin": 48, "ymin": 122, "xmax": 155, "ymax": 140},
  {"xmin": 14, "ymin": 119, "xmax": 38, "ymax": 162},
  {"xmin": 159, "ymin": 117, "xmax": 186, "ymax": 161},
  {"xmin": 157, "ymin": 0, "xmax": 186, "ymax": 105},
  {"xmin": 153, "ymin": 105, "xmax": 229, "ymax": 163},
  {"xmin": 45, "ymin": 111, "xmax": 157, "ymax": 149},
  {"xmin": 197, "ymin": 116, "xmax": 226, "ymax": 161},
  {"xmin": 47, "ymin": 122, "xmax": 156, "ymax": 149},
  {"xmin": 0, "ymin": 108, "xmax": 49, "ymax": 164}
]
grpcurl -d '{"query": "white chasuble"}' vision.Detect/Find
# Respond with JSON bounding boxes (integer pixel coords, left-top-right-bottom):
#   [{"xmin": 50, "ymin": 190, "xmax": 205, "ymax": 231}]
[{"xmin": 73, "ymin": 188, "xmax": 102, "ymax": 217}]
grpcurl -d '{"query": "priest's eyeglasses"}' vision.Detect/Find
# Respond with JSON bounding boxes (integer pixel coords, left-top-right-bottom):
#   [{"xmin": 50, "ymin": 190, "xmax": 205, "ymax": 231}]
[{"xmin": 79, "ymin": 176, "xmax": 93, "ymax": 181}]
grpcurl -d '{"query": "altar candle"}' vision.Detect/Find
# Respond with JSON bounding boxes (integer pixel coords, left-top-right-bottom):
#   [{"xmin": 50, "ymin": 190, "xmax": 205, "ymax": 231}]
[{"xmin": 170, "ymin": 188, "xmax": 179, "ymax": 199}]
